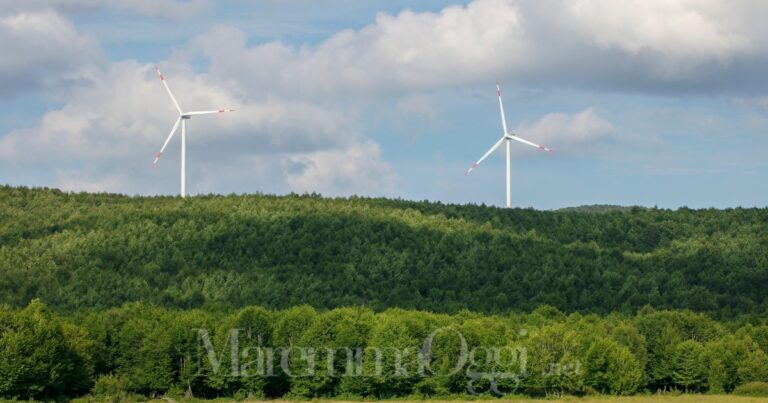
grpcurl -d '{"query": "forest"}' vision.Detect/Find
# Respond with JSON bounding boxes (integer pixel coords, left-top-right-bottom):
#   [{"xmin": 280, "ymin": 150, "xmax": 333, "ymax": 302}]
[
  {"xmin": 2, "ymin": 186, "xmax": 768, "ymax": 399},
  {"xmin": 1, "ymin": 186, "xmax": 767, "ymax": 317},
  {"xmin": 2, "ymin": 301, "xmax": 768, "ymax": 400}
]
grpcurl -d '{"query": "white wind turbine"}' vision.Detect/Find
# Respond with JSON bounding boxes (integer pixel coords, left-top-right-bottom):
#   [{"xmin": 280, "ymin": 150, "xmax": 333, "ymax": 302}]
[
  {"xmin": 465, "ymin": 81, "xmax": 552, "ymax": 208},
  {"xmin": 151, "ymin": 65, "xmax": 235, "ymax": 197}
]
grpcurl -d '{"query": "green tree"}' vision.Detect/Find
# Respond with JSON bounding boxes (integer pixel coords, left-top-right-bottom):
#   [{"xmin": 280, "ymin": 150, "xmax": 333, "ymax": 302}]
[
  {"xmin": 708, "ymin": 358, "xmax": 726, "ymax": 394},
  {"xmin": 583, "ymin": 337, "xmax": 643, "ymax": 395},
  {"xmin": 523, "ymin": 324, "xmax": 584, "ymax": 396},
  {"xmin": 703, "ymin": 334, "xmax": 751, "ymax": 392},
  {"xmin": 0, "ymin": 300, "xmax": 93, "ymax": 400},
  {"xmin": 737, "ymin": 349, "xmax": 768, "ymax": 384},
  {"xmin": 207, "ymin": 306, "xmax": 273, "ymax": 398},
  {"xmin": 673, "ymin": 340, "xmax": 707, "ymax": 392},
  {"xmin": 115, "ymin": 304, "xmax": 175, "ymax": 396},
  {"xmin": 289, "ymin": 307, "xmax": 373, "ymax": 397}
]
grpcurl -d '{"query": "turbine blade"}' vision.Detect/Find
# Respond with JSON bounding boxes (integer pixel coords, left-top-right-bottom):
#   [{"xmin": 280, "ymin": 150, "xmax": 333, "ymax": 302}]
[
  {"xmin": 153, "ymin": 117, "xmax": 181, "ymax": 168},
  {"xmin": 155, "ymin": 65, "xmax": 183, "ymax": 115},
  {"xmin": 497, "ymin": 80, "xmax": 509, "ymax": 135},
  {"xmin": 465, "ymin": 136, "xmax": 505, "ymax": 175},
  {"xmin": 508, "ymin": 134, "xmax": 552, "ymax": 152},
  {"xmin": 185, "ymin": 109, "xmax": 236, "ymax": 116}
]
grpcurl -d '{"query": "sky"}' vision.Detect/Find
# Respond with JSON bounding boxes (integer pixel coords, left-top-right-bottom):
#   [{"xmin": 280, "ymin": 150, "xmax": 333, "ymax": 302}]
[{"xmin": 1, "ymin": 0, "xmax": 767, "ymax": 209}]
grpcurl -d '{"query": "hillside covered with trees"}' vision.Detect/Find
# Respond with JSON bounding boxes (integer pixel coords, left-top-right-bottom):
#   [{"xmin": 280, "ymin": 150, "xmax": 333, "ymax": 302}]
[{"xmin": 1, "ymin": 186, "xmax": 767, "ymax": 317}]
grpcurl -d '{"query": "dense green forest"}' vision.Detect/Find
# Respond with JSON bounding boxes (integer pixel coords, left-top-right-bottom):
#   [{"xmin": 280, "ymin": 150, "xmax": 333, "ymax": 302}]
[
  {"xmin": 2, "ymin": 301, "xmax": 768, "ymax": 400},
  {"xmin": 1, "ymin": 186, "xmax": 767, "ymax": 317},
  {"xmin": 2, "ymin": 186, "xmax": 768, "ymax": 400}
]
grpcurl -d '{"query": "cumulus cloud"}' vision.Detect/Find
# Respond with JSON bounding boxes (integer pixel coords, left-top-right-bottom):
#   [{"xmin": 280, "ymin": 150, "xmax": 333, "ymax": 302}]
[
  {"xmin": 4, "ymin": 0, "xmax": 768, "ymax": 198},
  {"xmin": 516, "ymin": 108, "xmax": 614, "ymax": 145},
  {"xmin": 54, "ymin": 168, "xmax": 130, "ymax": 193},
  {"xmin": 188, "ymin": 0, "xmax": 528, "ymax": 98},
  {"xmin": 396, "ymin": 95, "xmax": 438, "ymax": 122},
  {"xmin": 561, "ymin": 0, "xmax": 754, "ymax": 78},
  {"xmin": 0, "ymin": 10, "xmax": 101, "ymax": 97},
  {"xmin": 6, "ymin": 0, "xmax": 768, "ymax": 100},
  {"xmin": 534, "ymin": 0, "xmax": 768, "ymax": 91},
  {"xmin": 284, "ymin": 141, "xmax": 397, "ymax": 196},
  {"xmin": 179, "ymin": 0, "xmax": 768, "ymax": 97},
  {"xmin": 463, "ymin": 109, "xmax": 620, "ymax": 173},
  {"xmin": 0, "ymin": 61, "xmax": 354, "ymax": 160},
  {"xmin": 0, "ymin": 60, "xmax": 396, "ymax": 196}
]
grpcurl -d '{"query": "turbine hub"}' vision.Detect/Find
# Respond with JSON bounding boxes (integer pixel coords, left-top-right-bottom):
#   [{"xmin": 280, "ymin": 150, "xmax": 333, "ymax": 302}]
[{"xmin": 181, "ymin": 115, "xmax": 191, "ymax": 120}]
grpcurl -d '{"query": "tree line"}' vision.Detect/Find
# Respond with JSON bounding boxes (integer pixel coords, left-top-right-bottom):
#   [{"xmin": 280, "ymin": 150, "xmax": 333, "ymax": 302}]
[
  {"xmin": 1, "ymin": 301, "xmax": 767, "ymax": 400},
  {"xmin": 1, "ymin": 186, "xmax": 767, "ymax": 317}
]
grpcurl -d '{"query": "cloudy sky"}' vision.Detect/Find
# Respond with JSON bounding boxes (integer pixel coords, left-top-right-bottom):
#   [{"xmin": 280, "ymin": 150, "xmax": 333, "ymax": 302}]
[{"xmin": 1, "ymin": 0, "xmax": 767, "ymax": 209}]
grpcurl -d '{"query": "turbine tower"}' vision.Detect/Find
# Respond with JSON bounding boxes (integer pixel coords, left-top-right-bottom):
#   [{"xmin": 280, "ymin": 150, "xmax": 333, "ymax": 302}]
[
  {"xmin": 465, "ymin": 81, "xmax": 552, "ymax": 208},
  {"xmin": 152, "ymin": 65, "xmax": 235, "ymax": 197}
]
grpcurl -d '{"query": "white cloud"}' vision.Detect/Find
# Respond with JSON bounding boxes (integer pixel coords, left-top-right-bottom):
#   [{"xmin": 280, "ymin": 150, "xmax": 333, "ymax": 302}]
[
  {"xmin": 396, "ymin": 94, "xmax": 438, "ymax": 122},
  {"xmin": 4, "ymin": 0, "xmax": 768, "ymax": 199},
  {"xmin": 284, "ymin": 141, "xmax": 397, "ymax": 196},
  {"xmin": 514, "ymin": 108, "xmax": 615, "ymax": 152},
  {"xmin": 6, "ymin": 0, "xmax": 768, "ymax": 99},
  {"xmin": 0, "ymin": 10, "xmax": 101, "ymax": 96},
  {"xmin": 54, "ymin": 168, "xmax": 129, "ymax": 193},
  {"xmin": 561, "ymin": 0, "xmax": 753, "ymax": 78},
  {"xmin": 177, "ymin": 0, "xmax": 768, "ymax": 98},
  {"xmin": 0, "ymin": 60, "xmax": 395, "ymax": 196},
  {"xmin": 189, "ymin": 0, "xmax": 527, "ymax": 98},
  {"xmin": 0, "ymin": 61, "xmax": 354, "ymax": 160}
]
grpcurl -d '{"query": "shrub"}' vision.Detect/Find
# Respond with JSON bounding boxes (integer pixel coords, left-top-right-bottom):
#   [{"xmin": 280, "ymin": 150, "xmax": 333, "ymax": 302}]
[
  {"xmin": 733, "ymin": 381, "xmax": 768, "ymax": 397},
  {"xmin": 92, "ymin": 374, "xmax": 126, "ymax": 397}
]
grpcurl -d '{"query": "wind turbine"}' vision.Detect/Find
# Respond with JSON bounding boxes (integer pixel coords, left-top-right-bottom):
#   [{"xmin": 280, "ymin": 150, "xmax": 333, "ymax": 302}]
[
  {"xmin": 151, "ymin": 65, "xmax": 235, "ymax": 198},
  {"xmin": 465, "ymin": 81, "xmax": 552, "ymax": 208}
]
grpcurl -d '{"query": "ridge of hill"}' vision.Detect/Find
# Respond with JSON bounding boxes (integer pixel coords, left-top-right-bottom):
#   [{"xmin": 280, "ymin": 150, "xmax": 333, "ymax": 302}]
[
  {"xmin": 555, "ymin": 204, "xmax": 636, "ymax": 213},
  {"xmin": 1, "ymin": 185, "xmax": 766, "ymax": 317}
]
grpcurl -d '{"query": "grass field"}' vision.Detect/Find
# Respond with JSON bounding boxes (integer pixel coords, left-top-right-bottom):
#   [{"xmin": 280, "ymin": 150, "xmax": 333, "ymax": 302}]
[
  {"xmin": 262, "ymin": 396, "xmax": 768, "ymax": 403},
  {"xmin": 71, "ymin": 393, "xmax": 768, "ymax": 402}
]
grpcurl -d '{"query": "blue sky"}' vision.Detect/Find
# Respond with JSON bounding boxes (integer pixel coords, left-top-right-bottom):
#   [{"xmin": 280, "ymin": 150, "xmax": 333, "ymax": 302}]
[{"xmin": 1, "ymin": 0, "xmax": 767, "ymax": 209}]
